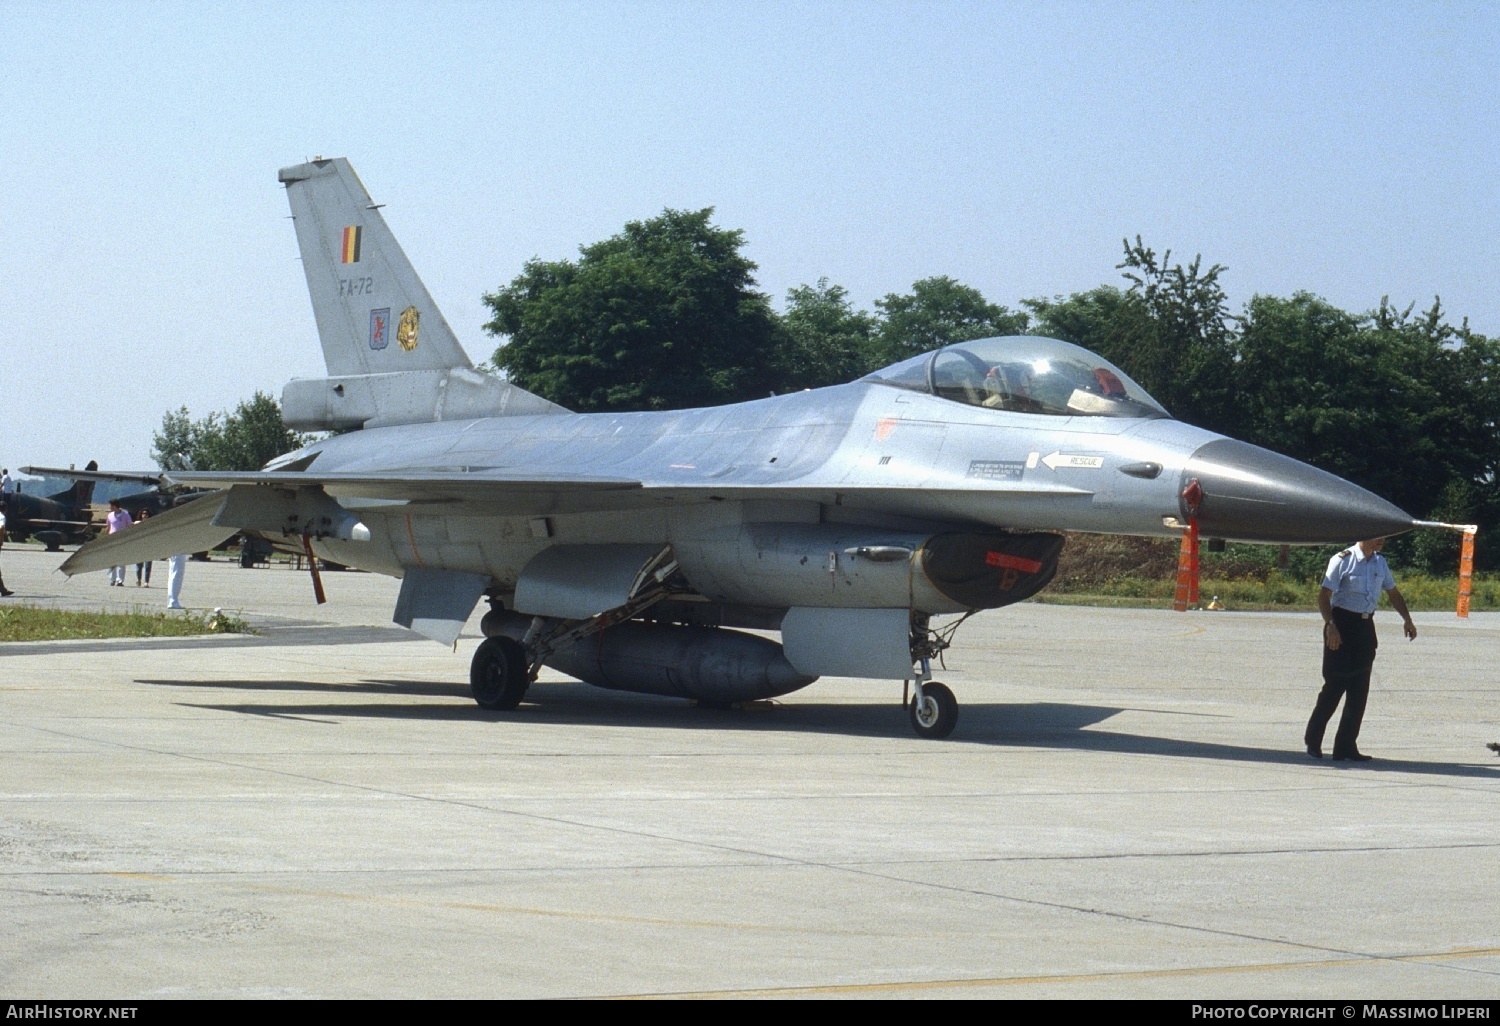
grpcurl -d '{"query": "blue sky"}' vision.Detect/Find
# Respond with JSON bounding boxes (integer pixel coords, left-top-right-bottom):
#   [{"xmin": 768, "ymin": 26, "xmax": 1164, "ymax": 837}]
[{"xmin": 3, "ymin": 1, "xmax": 1497, "ymax": 470}]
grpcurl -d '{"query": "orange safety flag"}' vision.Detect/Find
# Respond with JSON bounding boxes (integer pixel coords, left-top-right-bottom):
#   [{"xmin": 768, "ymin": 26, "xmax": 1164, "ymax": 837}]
[
  {"xmin": 1457, "ymin": 529, "xmax": 1476, "ymax": 618},
  {"xmin": 1172, "ymin": 518, "xmax": 1200, "ymax": 612}
]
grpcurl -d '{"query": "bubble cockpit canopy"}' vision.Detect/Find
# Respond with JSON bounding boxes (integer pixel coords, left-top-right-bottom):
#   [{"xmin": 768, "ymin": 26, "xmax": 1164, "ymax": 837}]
[{"xmin": 862, "ymin": 336, "xmax": 1169, "ymax": 419}]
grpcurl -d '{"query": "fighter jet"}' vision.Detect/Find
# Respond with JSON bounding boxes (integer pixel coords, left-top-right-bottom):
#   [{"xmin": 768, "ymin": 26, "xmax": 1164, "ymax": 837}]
[{"xmin": 63, "ymin": 158, "xmax": 1417, "ymax": 738}]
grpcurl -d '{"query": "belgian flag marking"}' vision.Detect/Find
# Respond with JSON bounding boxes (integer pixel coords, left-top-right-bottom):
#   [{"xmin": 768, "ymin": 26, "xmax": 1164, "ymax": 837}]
[{"xmin": 341, "ymin": 225, "xmax": 362, "ymax": 264}]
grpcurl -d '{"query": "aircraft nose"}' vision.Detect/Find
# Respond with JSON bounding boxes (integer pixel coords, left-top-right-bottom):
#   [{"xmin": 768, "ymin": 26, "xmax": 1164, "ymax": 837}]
[{"xmin": 1181, "ymin": 438, "xmax": 1415, "ymax": 544}]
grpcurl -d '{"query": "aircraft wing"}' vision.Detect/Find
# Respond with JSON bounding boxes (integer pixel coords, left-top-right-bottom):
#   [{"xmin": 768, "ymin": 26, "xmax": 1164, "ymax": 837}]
[
  {"xmin": 60, "ymin": 493, "xmax": 235, "ymax": 576},
  {"xmin": 164, "ymin": 470, "xmax": 645, "ymax": 502},
  {"xmin": 163, "ymin": 471, "xmax": 1088, "ymax": 506},
  {"xmin": 156, "ymin": 469, "xmax": 1088, "ymax": 527}
]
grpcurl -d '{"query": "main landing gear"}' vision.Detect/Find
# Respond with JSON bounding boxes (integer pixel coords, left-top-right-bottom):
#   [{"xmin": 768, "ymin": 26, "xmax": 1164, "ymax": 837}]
[
  {"xmin": 468, "ymin": 566, "xmax": 682, "ymax": 714},
  {"xmin": 470, "ymin": 636, "xmax": 530, "ymax": 710}
]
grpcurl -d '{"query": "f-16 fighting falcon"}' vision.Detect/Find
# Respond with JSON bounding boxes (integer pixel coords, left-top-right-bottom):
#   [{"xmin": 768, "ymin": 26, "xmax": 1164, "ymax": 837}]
[{"xmin": 64, "ymin": 159, "xmax": 1417, "ymax": 738}]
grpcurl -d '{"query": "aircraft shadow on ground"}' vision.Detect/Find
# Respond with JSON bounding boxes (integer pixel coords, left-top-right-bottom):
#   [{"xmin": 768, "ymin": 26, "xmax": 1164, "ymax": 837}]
[
  {"xmin": 3, "ymin": 625, "xmax": 418, "ymax": 657},
  {"xmin": 137, "ymin": 677, "xmax": 470, "ymax": 699},
  {"xmin": 138, "ymin": 675, "xmax": 1500, "ymax": 779}
]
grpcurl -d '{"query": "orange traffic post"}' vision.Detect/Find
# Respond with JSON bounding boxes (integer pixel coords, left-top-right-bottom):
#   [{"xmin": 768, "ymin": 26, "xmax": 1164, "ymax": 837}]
[
  {"xmin": 1188, "ymin": 517, "xmax": 1200, "ymax": 606},
  {"xmin": 1457, "ymin": 528, "xmax": 1476, "ymax": 619},
  {"xmin": 1172, "ymin": 519, "xmax": 1200, "ymax": 612}
]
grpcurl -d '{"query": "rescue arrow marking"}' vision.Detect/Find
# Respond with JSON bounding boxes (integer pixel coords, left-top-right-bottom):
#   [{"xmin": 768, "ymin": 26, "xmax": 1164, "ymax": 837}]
[{"xmin": 1041, "ymin": 451, "xmax": 1104, "ymax": 471}]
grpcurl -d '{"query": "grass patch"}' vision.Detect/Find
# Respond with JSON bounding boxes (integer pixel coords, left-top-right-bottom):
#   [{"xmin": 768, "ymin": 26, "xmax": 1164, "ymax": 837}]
[
  {"xmin": 1039, "ymin": 573, "xmax": 1497, "ymax": 612},
  {"xmin": 1045, "ymin": 533, "xmax": 1497, "ymax": 611},
  {"xmin": 0, "ymin": 605, "xmax": 256, "ymax": 642}
]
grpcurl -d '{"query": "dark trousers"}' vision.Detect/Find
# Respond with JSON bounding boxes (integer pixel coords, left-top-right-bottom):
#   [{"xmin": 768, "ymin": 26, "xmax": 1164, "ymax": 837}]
[{"xmin": 1306, "ymin": 607, "xmax": 1378, "ymax": 755}]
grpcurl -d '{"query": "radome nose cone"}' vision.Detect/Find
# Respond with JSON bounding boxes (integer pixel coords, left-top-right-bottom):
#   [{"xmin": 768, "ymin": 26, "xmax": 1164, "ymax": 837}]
[{"xmin": 1182, "ymin": 439, "xmax": 1415, "ymax": 544}]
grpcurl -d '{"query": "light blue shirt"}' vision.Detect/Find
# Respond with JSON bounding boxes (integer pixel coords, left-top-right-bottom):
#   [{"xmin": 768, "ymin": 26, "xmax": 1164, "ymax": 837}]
[{"xmin": 1321, "ymin": 546, "xmax": 1396, "ymax": 615}]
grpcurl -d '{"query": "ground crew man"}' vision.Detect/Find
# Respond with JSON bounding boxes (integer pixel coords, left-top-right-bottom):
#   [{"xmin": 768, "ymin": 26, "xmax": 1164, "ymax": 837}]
[{"xmin": 1305, "ymin": 537, "xmax": 1417, "ymax": 762}]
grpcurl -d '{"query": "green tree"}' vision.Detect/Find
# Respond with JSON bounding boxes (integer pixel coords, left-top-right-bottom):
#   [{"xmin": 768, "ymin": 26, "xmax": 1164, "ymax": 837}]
[
  {"xmin": 1232, "ymin": 291, "xmax": 1376, "ymax": 473},
  {"xmin": 152, "ymin": 392, "xmax": 305, "ymax": 472},
  {"xmin": 1023, "ymin": 285, "xmax": 1156, "ymax": 386},
  {"xmin": 774, "ymin": 278, "xmax": 880, "ymax": 390},
  {"xmin": 151, "ymin": 407, "xmax": 201, "ymax": 471},
  {"xmin": 1114, "ymin": 237, "xmax": 1237, "ymax": 432},
  {"xmin": 1232, "ymin": 292, "xmax": 1500, "ymax": 569},
  {"xmin": 874, "ymin": 276, "xmax": 1028, "ymax": 364},
  {"xmin": 484, "ymin": 208, "xmax": 780, "ymax": 413}
]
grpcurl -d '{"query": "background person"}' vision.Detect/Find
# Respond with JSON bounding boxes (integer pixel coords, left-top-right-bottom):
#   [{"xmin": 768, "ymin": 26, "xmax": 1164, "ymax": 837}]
[
  {"xmin": 0, "ymin": 506, "xmax": 13, "ymax": 597},
  {"xmin": 165, "ymin": 553, "xmax": 187, "ymax": 610},
  {"xmin": 105, "ymin": 499, "xmax": 133, "ymax": 587},
  {"xmin": 134, "ymin": 508, "xmax": 153, "ymax": 586}
]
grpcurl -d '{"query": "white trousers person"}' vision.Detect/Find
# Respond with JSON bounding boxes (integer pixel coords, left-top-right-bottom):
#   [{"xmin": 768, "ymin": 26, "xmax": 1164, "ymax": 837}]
[
  {"xmin": 109, "ymin": 565, "xmax": 126, "ymax": 586},
  {"xmin": 166, "ymin": 554, "xmax": 187, "ymax": 609}
]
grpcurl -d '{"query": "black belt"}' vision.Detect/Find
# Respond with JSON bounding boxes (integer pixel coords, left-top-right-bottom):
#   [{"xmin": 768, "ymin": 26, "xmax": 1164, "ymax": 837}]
[{"xmin": 1333, "ymin": 607, "xmax": 1373, "ymax": 620}]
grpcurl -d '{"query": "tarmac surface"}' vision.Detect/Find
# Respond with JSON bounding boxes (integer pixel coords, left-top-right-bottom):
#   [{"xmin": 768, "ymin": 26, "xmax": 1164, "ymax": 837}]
[{"xmin": 1, "ymin": 542, "xmax": 1497, "ymax": 999}]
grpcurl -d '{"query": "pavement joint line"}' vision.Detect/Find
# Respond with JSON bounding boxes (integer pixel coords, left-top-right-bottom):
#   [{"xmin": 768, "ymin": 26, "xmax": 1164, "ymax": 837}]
[
  {"xmin": 17, "ymin": 873, "xmax": 1497, "ymax": 970},
  {"xmin": 825, "ymin": 862, "xmax": 1500, "ymax": 982},
  {"xmin": 858, "ymin": 840, "xmax": 1500, "ymax": 863},
  {"xmin": 3, "ymin": 835, "xmax": 1499, "ymax": 877},
  {"xmin": 604, "ymin": 945, "xmax": 1500, "ymax": 999},
  {"xmin": 189, "ymin": 880, "xmax": 932, "ymax": 938}
]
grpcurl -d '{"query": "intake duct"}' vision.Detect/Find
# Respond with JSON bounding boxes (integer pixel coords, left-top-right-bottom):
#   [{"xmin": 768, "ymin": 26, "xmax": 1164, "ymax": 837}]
[{"xmin": 919, "ymin": 531, "xmax": 1065, "ymax": 609}]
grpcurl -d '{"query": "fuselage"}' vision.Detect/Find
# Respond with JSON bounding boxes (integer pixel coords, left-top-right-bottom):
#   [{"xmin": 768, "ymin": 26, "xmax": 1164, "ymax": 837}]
[{"xmin": 288, "ymin": 372, "xmax": 1410, "ymax": 614}]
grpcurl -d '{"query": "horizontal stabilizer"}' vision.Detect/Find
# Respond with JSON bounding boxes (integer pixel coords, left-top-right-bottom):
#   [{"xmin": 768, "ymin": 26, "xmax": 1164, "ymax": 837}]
[
  {"xmin": 282, "ymin": 367, "xmax": 563, "ymax": 432},
  {"xmin": 60, "ymin": 494, "xmax": 235, "ymax": 576},
  {"xmin": 20, "ymin": 466, "xmax": 165, "ymax": 487}
]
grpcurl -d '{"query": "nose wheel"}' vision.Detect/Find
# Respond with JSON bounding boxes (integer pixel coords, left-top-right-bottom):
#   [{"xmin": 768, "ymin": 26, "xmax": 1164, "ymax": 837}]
[
  {"xmin": 908, "ymin": 681, "xmax": 958, "ymax": 739},
  {"xmin": 470, "ymin": 636, "xmax": 530, "ymax": 710}
]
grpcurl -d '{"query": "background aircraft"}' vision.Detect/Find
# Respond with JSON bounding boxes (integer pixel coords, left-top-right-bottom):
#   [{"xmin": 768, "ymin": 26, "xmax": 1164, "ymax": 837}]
[
  {"xmin": 0, "ymin": 463, "xmax": 103, "ymax": 550},
  {"xmin": 4, "ymin": 464, "xmax": 179, "ymax": 550},
  {"xmin": 64, "ymin": 158, "xmax": 1416, "ymax": 737}
]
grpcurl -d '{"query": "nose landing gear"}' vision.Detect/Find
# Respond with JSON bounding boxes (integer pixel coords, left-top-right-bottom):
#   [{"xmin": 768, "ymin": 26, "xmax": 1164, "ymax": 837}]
[
  {"xmin": 908, "ymin": 680, "xmax": 958, "ymax": 738},
  {"xmin": 905, "ymin": 615, "xmax": 965, "ymax": 738}
]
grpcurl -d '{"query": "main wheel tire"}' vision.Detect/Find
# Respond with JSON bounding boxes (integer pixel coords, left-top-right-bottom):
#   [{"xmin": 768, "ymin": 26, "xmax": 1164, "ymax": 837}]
[
  {"xmin": 909, "ymin": 681, "xmax": 958, "ymax": 739},
  {"xmin": 470, "ymin": 636, "xmax": 529, "ymax": 711}
]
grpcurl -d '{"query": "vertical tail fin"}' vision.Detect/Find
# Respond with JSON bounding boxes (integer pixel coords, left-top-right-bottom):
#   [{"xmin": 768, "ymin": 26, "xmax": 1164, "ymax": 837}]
[
  {"xmin": 279, "ymin": 158, "xmax": 471, "ymax": 376},
  {"xmin": 277, "ymin": 158, "xmax": 565, "ymax": 429},
  {"xmin": 47, "ymin": 460, "xmax": 99, "ymax": 508}
]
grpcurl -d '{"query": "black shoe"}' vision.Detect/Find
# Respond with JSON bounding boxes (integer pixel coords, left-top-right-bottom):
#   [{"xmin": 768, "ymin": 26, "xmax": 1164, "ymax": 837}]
[
  {"xmin": 1306, "ymin": 744, "xmax": 1323, "ymax": 759},
  {"xmin": 1332, "ymin": 752, "xmax": 1374, "ymax": 762},
  {"xmin": 0, "ymin": 589, "xmax": 13, "ymax": 597}
]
